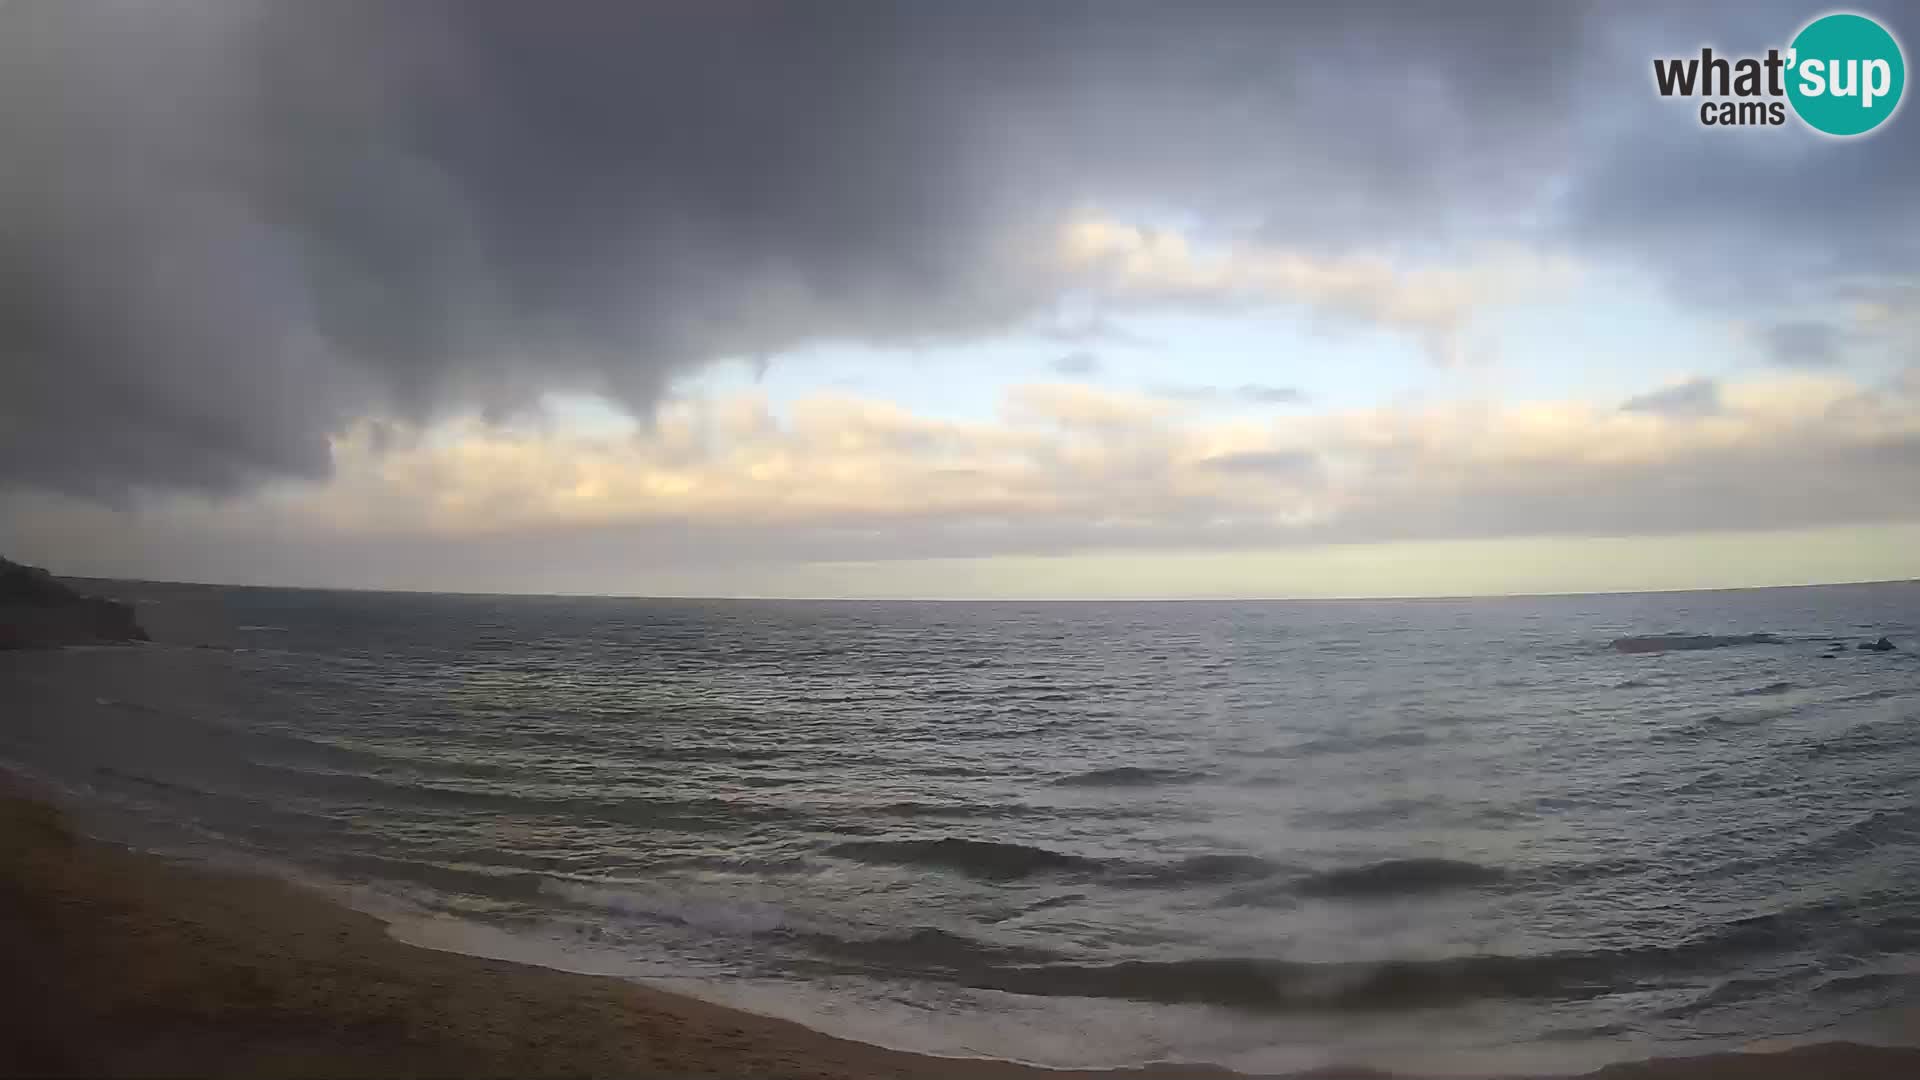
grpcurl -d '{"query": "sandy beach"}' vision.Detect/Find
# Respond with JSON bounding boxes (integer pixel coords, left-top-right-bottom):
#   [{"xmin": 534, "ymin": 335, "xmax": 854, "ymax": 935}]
[{"xmin": 3, "ymin": 789, "xmax": 1920, "ymax": 1080}]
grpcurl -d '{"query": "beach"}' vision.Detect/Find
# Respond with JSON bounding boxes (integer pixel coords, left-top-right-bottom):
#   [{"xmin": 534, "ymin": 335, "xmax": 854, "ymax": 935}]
[
  {"xmin": 0, "ymin": 787, "xmax": 1230, "ymax": 1080},
  {"xmin": 5, "ymin": 788, "xmax": 1920, "ymax": 1080}
]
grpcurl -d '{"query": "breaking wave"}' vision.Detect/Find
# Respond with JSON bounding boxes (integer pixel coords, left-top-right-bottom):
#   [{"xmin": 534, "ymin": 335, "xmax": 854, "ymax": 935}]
[
  {"xmin": 1294, "ymin": 858, "xmax": 1508, "ymax": 898},
  {"xmin": 823, "ymin": 837, "xmax": 1283, "ymax": 886},
  {"xmin": 791, "ymin": 908, "xmax": 1831, "ymax": 1013},
  {"xmin": 1732, "ymin": 681, "xmax": 1799, "ymax": 698}
]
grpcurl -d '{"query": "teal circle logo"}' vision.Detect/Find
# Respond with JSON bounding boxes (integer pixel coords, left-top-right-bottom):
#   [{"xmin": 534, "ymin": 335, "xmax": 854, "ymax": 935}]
[{"xmin": 1787, "ymin": 13, "xmax": 1906, "ymax": 136}]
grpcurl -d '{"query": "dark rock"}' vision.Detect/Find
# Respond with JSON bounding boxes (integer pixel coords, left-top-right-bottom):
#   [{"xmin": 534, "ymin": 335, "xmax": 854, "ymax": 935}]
[
  {"xmin": 1858, "ymin": 637, "xmax": 1898, "ymax": 653},
  {"xmin": 0, "ymin": 556, "xmax": 148, "ymax": 649},
  {"xmin": 0, "ymin": 558, "xmax": 81, "ymax": 607},
  {"xmin": 1610, "ymin": 633, "xmax": 1780, "ymax": 654}
]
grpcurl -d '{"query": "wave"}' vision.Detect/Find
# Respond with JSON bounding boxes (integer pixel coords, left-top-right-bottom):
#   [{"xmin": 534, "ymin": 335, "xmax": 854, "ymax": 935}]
[
  {"xmin": 795, "ymin": 902, "xmax": 1831, "ymax": 1013},
  {"xmin": 823, "ymin": 836, "xmax": 1281, "ymax": 886},
  {"xmin": 1610, "ymin": 633, "xmax": 1780, "ymax": 654},
  {"xmin": 1284, "ymin": 729, "xmax": 1433, "ymax": 758},
  {"xmin": 1050, "ymin": 766, "xmax": 1203, "ymax": 787},
  {"xmin": 1733, "ymin": 681, "xmax": 1799, "ymax": 697},
  {"xmin": 1293, "ymin": 795, "xmax": 1453, "ymax": 830},
  {"xmin": 1701, "ymin": 711, "xmax": 1775, "ymax": 728},
  {"xmin": 977, "ymin": 892, "xmax": 1087, "ymax": 924},
  {"xmin": 93, "ymin": 764, "xmax": 195, "ymax": 795},
  {"xmin": 1790, "ymin": 717, "xmax": 1920, "ymax": 767},
  {"xmin": 1653, "ymin": 706, "xmax": 1800, "ymax": 741},
  {"xmin": 964, "ymin": 953, "xmax": 1614, "ymax": 1011},
  {"xmin": 249, "ymin": 762, "xmax": 809, "ymax": 832},
  {"xmin": 544, "ymin": 879, "xmax": 814, "ymax": 935},
  {"xmin": 806, "ymin": 925, "xmax": 1063, "ymax": 971},
  {"xmin": 1802, "ymin": 805, "xmax": 1920, "ymax": 862},
  {"xmin": 824, "ymin": 837, "xmax": 1104, "ymax": 880},
  {"xmin": 1835, "ymin": 687, "xmax": 1914, "ymax": 705},
  {"xmin": 643, "ymin": 745, "xmax": 790, "ymax": 763},
  {"xmin": 869, "ymin": 800, "xmax": 1043, "ymax": 820},
  {"xmin": 326, "ymin": 852, "xmax": 553, "ymax": 905},
  {"xmin": 1116, "ymin": 853, "xmax": 1283, "ymax": 887},
  {"xmin": 1294, "ymin": 857, "xmax": 1508, "ymax": 898}
]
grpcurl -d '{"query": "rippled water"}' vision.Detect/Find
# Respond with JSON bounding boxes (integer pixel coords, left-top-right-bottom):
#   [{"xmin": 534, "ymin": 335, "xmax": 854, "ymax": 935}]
[{"xmin": 5, "ymin": 581, "xmax": 1920, "ymax": 1075}]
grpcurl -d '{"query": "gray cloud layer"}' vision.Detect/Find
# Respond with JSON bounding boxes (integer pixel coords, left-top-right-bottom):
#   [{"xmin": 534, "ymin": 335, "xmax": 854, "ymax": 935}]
[
  {"xmin": 0, "ymin": 0, "xmax": 1600, "ymax": 501},
  {"xmin": 1764, "ymin": 321, "xmax": 1842, "ymax": 368},
  {"xmin": 1622, "ymin": 377, "xmax": 1722, "ymax": 417},
  {"xmin": 2, "ymin": 0, "xmax": 1912, "ymax": 509}
]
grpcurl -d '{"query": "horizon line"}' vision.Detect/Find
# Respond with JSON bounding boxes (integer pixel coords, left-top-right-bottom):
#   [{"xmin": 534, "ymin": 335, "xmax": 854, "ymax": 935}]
[{"xmin": 57, "ymin": 570, "xmax": 1920, "ymax": 606}]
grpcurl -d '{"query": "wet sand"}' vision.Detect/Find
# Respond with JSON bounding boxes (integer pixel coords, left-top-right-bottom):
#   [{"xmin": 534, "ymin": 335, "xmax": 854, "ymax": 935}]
[{"xmin": 5, "ymin": 790, "xmax": 1920, "ymax": 1080}]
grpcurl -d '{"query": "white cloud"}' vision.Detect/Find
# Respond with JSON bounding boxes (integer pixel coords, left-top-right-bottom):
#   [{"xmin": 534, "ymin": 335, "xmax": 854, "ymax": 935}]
[
  {"xmin": 109, "ymin": 370, "xmax": 1904, "ymax": 552},
  {"xmin": 1056, "ymin": 216, "xmax": 1578, "ymax": 366},
  {"xmin": 7, "ymin": 367, "xmax": 1918, "ymax": 594}
]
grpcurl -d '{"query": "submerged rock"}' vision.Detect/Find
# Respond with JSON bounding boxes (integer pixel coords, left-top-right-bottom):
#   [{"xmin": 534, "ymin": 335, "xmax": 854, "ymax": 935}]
[
  {"xmin": 0, "ymin": 556, "xmax": 148, "ymax": 649},
  {"xmin": 1610, "ymin": 633, "xmax": 1780, "ymax": 654}
]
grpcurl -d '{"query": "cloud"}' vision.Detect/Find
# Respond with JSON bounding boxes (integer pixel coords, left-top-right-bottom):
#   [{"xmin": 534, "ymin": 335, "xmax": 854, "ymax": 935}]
[
  {"xmin": 0, "ymin": 2, "xmax": 1056, "ymax": 498},
  {"xmin": 1838, "ymin": 281, "xmax": 1920, "ymax": 367},
  {"xmin": 1621, "ymin": 377, "xmax": 1723, "ymax": 417},
  {"xmin": 3, "ymin": 0, "xmax": 1909, "ymax": 579},
  {"xmin": 1059, "ymin": 217, "xmax": 1575, "ymax": 366},
  {"xmin": 1028, "ymin": 313, "xmax": 1156, "ymax": 349},
  {"xmin": 1052, "ymin": 351, "xmax": 1102, "ymax": 376},
  {"xmin": 1152, "ymin": 384, "xmax": 1308, "ymax": 406},
  {"xmin": 12, "ymin": 370, "xmax": 1915, "ymax": 588},
  {"xmin": 0, "ymin": 1, "xmax": 1607, "ymax": 502},
  {"xmin": 1237, "ymin": 385, "xmax": 1309, "ymax": 405},
  {"xmin": 1554, "ymin": 2, "xmax": 1920, "ymax": 312},
  {"xmin": 1197, "ymin": 449, "xmax": 1322, "ymax": 477},
  {"xmin": 1761, "ymin": 321, "xmax": 1843, "ymax": 368}
]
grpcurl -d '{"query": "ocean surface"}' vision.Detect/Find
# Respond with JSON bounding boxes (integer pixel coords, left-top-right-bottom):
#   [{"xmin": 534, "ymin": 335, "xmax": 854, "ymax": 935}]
[{"xmin": 5, "ymin": 580, "xmax": 1920, "ymax": 1075}]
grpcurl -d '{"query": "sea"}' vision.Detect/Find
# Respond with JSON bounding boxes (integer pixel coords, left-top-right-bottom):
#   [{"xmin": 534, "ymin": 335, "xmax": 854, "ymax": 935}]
[{"xmin": 4, "ymin": 579, "xmax": 1919, "ymax": 1076}]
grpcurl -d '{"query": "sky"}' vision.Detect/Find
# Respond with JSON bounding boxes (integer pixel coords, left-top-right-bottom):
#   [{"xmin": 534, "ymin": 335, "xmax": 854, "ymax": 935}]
[{"xmin": 1, "ymin": 0, "xmax": 1917, "ymax": 599}]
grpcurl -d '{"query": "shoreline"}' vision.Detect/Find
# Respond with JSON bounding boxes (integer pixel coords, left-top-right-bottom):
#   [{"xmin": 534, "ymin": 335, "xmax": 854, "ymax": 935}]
[
  {"xmin": 0, "ymin": 788, "xmax": 1247, "ymax": 1080},
  {"xmin": 7, "ymin": 791, "xmax": 1920, "ymax": 1079}
]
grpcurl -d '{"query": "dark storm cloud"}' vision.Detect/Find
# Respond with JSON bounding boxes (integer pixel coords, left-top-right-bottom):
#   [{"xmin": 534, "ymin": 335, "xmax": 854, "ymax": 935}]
[
  {"xmin": 0, "ymin": 0, "xmax": 1603, "ymax": 501},
  {"xmin": 1622, "ymin": 377, "xmax": 1723, "ymax": 417},
  {"xmin": 1, "ymin": 1, "xmax": 1064, "ymax": 497}
]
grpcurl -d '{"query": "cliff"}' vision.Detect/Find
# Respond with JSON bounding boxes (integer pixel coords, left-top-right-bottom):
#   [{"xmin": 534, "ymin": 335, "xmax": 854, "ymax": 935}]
[{"xmin": 0, "ymin": 557, "xmax": 148, "ymax": 650}]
